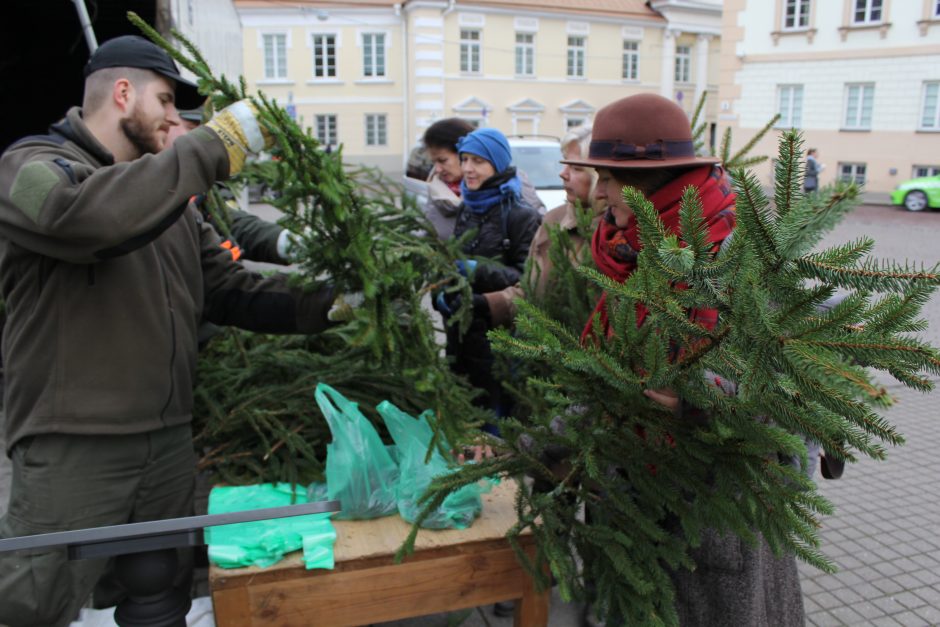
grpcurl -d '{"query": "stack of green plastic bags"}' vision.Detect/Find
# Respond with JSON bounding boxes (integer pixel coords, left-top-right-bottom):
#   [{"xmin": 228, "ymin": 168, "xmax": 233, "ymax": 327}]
[
  {"xmin": 206, "ymin": 384, "xmax": 491, "ymax": 570},
  {"xmin": 206, "ymin": 483, "xmax": 336, "ymax": 570},
  {"xmin": 316, "ymin": 383, "xmax": 490, "ymax": 528}
]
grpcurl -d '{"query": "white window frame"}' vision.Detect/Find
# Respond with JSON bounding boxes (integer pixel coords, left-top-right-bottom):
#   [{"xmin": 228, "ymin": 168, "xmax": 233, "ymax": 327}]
[
  {"xmin": 365, "ymin": 114, "xmax": 388, "ymax": 146},
  {"xmin": 853, "ymin": 0, "xmax": 883, "ymax": 24},
  {"xmin": 674, "ymin": 45, "xmax": 691, "ymax": 83},
  {"xmin": 839, "ymin": 162, "xmax": 867, "ymax": 185},
  {"xmin": 622, "ymin": 40, "xmax": 639, "ymax": 81},
  {"xmin": 312, "ymin": 33, "xmax": 337, "ymax": 79},
  {"xmin": 920, "ymin": 82, "xmax": 940, "ymax": 130},
  {"xmin": 567, "ymin": 36, "xmax": 586, "ymax": 79},
  {"xmin": 843, "ymin": 83, "xmax": 874, "ymax": 130},
  {"xmin": 783, "ymin": 0, "xmax": 811, "ymax": 29},
  {"xmin": 361, "ymin": 32, "xmax": 387, "ymax": 78},
  {"xmin": 315, "ymin": 114, "xmax": 337, "ymax": 146},
  {"xmin": 515, "ymin": 32, "xmax": 535, "ymax": 77},
  {"xmin": 777, "ymin": 84, "xmax": 804, "ymax": 128},
  {"xmin": 913, "ymin": 165, "xmax": 940, "ymax": 178},
  {"xmin": 262, "ymin": 33, "xmax": 288, "ymax": 80},
  {"xmin": 460, "ymin": 29, "xmax": 482, "ymax": 74}
]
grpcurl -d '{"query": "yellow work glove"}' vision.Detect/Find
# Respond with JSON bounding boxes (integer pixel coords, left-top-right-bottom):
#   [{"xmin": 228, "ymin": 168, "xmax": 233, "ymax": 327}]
[{"xmin": 205, "ymin": 100, "xmax": 274, "ymax": 176}]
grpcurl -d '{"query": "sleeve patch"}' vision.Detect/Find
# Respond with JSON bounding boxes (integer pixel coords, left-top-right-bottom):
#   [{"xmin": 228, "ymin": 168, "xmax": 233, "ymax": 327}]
[{"xmin": 10, "ymin": 161, "xmax": 62, "ymax": 223}]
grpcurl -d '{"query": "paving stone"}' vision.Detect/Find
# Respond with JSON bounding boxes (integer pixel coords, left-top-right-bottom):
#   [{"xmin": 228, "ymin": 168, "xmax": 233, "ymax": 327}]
[
  {"xmin": 812, "ymin": 591, "xmax": 843, "ymax": 611},
  {"xmin": 892, "ymin": 590, "xmax": 927, "ymax": 610},
  {"xmin": 914, "ymin": 604, "xmax": 940, "ymax": 624},
  {"xmin": 829, "ymin": 605, "xmax": 865, "ymax": 625},
  {"xmin": 851, "ymin": 600, "xmax": 888, "ymax": 621},
  {"xmin": 871, "ymin": 595, "xmax": 904, "ymax": 615},
  {"xmin": 868, "ymin": 617, "xmax": 902, "ymax": 627},
  {"xmin": 892, "ymin": 610, "xmax": 929, "ymax": 626},
  {"xmin": 808, "ymin": 610, "xmax": 845, "ymax": 627}
]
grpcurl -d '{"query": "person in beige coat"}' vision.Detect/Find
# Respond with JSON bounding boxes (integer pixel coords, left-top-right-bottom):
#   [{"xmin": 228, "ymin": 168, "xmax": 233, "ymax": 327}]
[{"xmin": 485, "ymin": 124, "xmax": 604, "ymax": 327}]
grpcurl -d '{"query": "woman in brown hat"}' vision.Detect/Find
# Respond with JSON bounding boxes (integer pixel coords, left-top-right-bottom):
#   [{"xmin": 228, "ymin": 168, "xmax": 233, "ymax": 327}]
[{"xmin": 568, "ymin": 93, "xmax": 805, "ymax": 626}]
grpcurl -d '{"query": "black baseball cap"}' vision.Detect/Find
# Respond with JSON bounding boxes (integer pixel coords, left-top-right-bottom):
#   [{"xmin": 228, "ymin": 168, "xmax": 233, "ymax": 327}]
[{"xmin": 84, "ymin": 35, "xmax": 203, "ymax": 110}]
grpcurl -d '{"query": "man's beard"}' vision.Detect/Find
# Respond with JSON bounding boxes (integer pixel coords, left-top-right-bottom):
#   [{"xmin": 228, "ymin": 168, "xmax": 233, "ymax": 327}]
[{"xmin": 120, "ymin": 105, "xmax": 163, "ymax": 156}]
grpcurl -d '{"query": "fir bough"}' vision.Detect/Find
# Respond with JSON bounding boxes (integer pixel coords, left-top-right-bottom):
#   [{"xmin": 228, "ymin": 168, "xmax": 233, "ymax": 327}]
[
  {"xmin": 405, "ymin": 129, "xmax": 940, "ymax": 625},
  {"xmin": 129, "ymin": 13, "xmax": 485, "ymax": 483}
]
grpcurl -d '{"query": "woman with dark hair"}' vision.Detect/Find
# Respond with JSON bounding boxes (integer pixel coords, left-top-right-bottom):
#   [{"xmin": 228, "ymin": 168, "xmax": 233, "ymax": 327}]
[
  {"xmin": 566, "ymin": 93, "xmax": 805, "ymax": 626},
  {"xmin": 422, "ymin": 118, "xmax": 543, "ymax": 240},
  {"xmin": 434, "ymin": 127, "xmax": 541, "ymax": 423}
]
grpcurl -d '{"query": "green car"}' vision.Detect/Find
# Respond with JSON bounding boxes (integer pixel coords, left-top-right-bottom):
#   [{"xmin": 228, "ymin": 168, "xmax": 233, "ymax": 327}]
[{"xmin": 891, "ymin": 174, "xmax": 940, "ymax": 212}]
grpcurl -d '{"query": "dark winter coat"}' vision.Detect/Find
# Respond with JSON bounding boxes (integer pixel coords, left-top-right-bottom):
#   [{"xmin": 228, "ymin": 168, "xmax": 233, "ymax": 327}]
[
  {"xmin": 446, "ymin": 190, "xmax": 541, "ymax": 413},
  {"xmin": 0, "ymin": 107, "xmax": 334, "ymax": 452},
  {"xmin": 804, "ymin": 155, "xmax": 820, "ymax": 191}
]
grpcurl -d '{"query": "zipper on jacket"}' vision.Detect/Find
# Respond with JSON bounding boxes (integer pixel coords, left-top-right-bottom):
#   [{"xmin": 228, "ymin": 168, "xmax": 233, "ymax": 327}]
[{"xmin": 155, "ymin": 252, "xmax": 177, "ymax": 424}]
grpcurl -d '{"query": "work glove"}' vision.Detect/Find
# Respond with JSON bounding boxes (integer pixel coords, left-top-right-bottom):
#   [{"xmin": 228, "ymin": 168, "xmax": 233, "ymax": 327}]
[
  {"xmin": 276, "ymin": 229, "xmax": 302, "ymax": 263},
  {"xmin": 433, "ymin": 291, "xmax": 489, "ymax": 319},
  {"xmin": 205, "ymin": 100, "xmax": 274, "ymax": 176},
  {"xmin": 327, "ymin": 291, "xmax": 365, "ymax": 323}
]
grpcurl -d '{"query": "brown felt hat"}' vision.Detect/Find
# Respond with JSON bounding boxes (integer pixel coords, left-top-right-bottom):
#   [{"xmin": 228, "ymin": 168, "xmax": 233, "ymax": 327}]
[{"xmin": 562, "ymin": 93, "xmax": 720, "ymax": 170}]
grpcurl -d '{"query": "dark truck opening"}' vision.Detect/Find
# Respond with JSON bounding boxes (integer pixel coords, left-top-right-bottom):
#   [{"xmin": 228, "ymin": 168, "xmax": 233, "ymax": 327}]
[{"xmin": 0, "ymin": 0, "xmax": 159, "ymax": 153}]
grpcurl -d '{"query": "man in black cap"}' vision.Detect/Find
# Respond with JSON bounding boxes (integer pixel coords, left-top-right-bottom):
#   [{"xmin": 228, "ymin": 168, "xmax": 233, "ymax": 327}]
[{"xmin": 0, "ymin": 35, "xmax": 343, "ymax": 626}]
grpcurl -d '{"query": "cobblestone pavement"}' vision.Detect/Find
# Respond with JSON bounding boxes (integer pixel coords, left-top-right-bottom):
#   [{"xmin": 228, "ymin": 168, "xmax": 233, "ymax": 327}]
[{"xmin": 798, "ymin": 381, "xmax": 940, "ymax": 627}]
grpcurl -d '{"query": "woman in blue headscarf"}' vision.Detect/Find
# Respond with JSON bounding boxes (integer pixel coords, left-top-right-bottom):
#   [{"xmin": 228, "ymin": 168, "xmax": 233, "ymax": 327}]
[{"xmin": 434, "ymin": 127, "xmax": 542, "ymax": 420}]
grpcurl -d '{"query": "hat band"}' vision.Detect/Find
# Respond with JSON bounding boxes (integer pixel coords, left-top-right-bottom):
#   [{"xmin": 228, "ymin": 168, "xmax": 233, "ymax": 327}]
[{"xmin": 589, "ymin": 139, "xmax": 694, "ymax": 161}]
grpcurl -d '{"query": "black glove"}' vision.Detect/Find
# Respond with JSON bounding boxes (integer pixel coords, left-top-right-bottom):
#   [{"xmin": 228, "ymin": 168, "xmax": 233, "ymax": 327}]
[{"xmin": 433, "ymin": 291, "xmax": 490, "ymax": 319}]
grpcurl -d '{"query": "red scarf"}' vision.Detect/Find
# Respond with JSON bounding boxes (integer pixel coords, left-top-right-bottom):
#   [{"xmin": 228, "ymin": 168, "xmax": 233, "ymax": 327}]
[{"xmin": 581, "ymin": 165, "xmax": 737, "ymax": 344}]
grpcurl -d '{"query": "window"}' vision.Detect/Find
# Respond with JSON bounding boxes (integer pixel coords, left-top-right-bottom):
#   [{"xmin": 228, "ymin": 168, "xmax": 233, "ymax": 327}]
[
  {"xmin": 622, "ymin": 41, "xmax": 639, "ymax": 80},
  {"xmin": 839, "ymin": 163, "xmax": 866, "ymax": 185},
  {"xmin": 783, "ymin": 0, "xmax": 811, "ymax": 29},
  {"xmin": 777, "ymin": 85, "xmax": 804, "ymax": 128},
  {"xmin": 566, "ymin": 118, "xmax": 586, "ymax": 130},
  {"xmin": 263, "ymin": 34, "xmax": 287, "ymax": 79},
  {"xmin": 843, "ymin": 84, "xmax": 874, "ymax": 130},
  {"xmin": 315, "ymin": 114, "xmax": 337, "ymax": 146},
  {"xmin": 515, "ymin": 33, "xmax": 534, "ymax": 76},
  {"xmin": 921, "ymin": 82, "xmax": 940, "ymax": 130},
  {"xmin": 913, "ymin": 165, "xmax": 940, "ymax": 178},
  {"xmin": 674, "ymin": 45, "xmax": 691, "ymax": 83},
  {"xmin": 362, "ymin": 33, "xmax": 386, "ymax": 78},
  {"xmin": 312, "ymin": 34, "xmax": 336, "ymax": 78},
  {"xmin": 460, "ymin": 29, "xmax": 481, "ymax": 73},
  {"xmin": 365, "ymin": 114, "xmax": 387, "ymax": 146},
  {"xmin": 935, "ymin": 0, "xmax": 940, "ymax": 17},
  {"xmin": 853, "ymin": 0, "xmax": 882, "ymax": 24},
  {"xmin": 567, "ymin": 36, "xmax": 586, "ymax": 78}
]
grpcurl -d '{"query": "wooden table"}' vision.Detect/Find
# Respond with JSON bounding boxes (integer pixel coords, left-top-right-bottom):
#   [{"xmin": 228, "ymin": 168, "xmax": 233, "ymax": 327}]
[{"xmin": 209, "ymin": 480, "xmax": 550, "ymax": 626}]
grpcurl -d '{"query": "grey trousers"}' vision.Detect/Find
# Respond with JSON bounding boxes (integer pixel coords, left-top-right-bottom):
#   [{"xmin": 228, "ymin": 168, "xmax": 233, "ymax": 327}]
[{"xmin": 0, "ymin": 424, "xmax": 195, "ymax": 627}]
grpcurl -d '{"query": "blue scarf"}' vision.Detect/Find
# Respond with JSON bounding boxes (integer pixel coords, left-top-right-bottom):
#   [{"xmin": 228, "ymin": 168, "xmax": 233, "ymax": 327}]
[{"xmin": 460, "ymin": 168, "xmax": 522, "ymax": 214}]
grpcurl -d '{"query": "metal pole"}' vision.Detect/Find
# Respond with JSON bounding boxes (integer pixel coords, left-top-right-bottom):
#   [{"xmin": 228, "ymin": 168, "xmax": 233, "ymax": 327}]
[{"xmin": 72, "ymin": 0, "xmax": 98, "ymax": 54}]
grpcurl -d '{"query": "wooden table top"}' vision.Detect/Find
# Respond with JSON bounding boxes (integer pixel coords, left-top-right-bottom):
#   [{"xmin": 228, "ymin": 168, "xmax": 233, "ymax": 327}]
[{"xmin": 209, "ymin": 479, "xmax": 522, "ymax": 578}]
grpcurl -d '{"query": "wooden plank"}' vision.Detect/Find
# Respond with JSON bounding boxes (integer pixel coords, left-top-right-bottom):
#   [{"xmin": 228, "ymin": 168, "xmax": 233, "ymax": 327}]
[
  {"xmin": 229, "ymin": 543, "xmax": 535, "ymax": 626},
  {"xmin": 210, "ymin": 587, "xmax": 254, "ymax": 627}
]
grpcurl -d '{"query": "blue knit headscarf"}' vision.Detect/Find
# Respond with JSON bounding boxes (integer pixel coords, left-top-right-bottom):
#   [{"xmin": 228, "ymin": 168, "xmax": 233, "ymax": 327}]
[{"xmin": 457, "ymin": 128, "xmax": 522, "ymax": 214}]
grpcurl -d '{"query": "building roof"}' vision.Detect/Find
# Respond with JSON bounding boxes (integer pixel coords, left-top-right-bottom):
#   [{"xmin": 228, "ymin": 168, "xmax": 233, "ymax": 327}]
[
  {"xmin": 466, "ymin": 0, "xmax": 662, "ymax": 21},
  {"xmin": 235, "ymin": 0, "xmax": 402, "ymax": 9},
  {"xmin": 236, "ymin": 0, "xmax": 664, "ymax": 19}
]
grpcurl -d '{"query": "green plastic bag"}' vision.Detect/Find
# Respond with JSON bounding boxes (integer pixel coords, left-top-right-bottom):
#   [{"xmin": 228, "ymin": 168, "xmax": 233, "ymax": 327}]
[
  {"xmin": 378, "ymin": 401, "xmax": 485, "ymax": 529},
  {"xmin": 205, "ymin": 483, "xmax": 336, "ymax": 570},
  {"xmin": 317, "ymin": 383, "xmax": 399, "ymax": 519}
]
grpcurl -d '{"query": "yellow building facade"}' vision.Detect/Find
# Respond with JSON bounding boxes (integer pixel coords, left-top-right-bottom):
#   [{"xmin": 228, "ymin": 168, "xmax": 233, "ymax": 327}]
[{"xmin": 236, "ymin": 0, "xmax": 724, "ymax": 176}]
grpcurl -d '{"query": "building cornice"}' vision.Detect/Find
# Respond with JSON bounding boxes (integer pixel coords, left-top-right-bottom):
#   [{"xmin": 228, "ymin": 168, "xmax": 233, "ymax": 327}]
[{"xmin": 448, "ymin": 4, "xmax": 664, "ymax": 27}]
